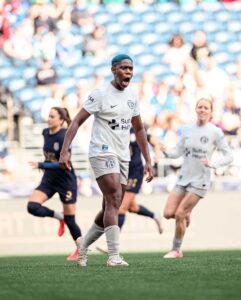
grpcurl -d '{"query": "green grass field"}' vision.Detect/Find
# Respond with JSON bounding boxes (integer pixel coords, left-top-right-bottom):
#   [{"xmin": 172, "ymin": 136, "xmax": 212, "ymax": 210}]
[{"xmin": 0, "ymin": 251, "xmax": 240, "ymax": 300}]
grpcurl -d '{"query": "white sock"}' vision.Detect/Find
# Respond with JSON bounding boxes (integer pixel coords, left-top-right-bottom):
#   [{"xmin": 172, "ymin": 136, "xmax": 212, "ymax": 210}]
[
  {"xmin": 172, "ymin": 238, "xmax": 182, "ymax": 251},
  {"xmin": 53, "ymin": 211, "xmax": 63, "ymax": 220},
  {"xmin": 105, "ymin": 225, "xmax": 120, "ymax": 258},
  {"xmin": 153, "ymin": 213, "xmax": 161, "ymax": 221},
  {"xmin": 82, "ymin": 223, "xmax": 104, "ymax": 249}
]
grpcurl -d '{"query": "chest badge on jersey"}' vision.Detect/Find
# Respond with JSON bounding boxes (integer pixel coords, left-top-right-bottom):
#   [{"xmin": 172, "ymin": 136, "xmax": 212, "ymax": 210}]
[
  {"xmin": 53, "ymin": 142, "xmax": 60, "ymax": 151},
  {"xmin": 200, "ymin": 136, "xmax": 209, "ymax": 144},
  {"xmin": 127, "ymin": 100, "xmax": 135, "ymax": 109}
]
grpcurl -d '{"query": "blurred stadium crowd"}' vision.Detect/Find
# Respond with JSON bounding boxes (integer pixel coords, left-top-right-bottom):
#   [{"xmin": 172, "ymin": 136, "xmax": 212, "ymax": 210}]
[{"xmin": 1, "ymin": 0, "xmax": 241, "ymax": 192}]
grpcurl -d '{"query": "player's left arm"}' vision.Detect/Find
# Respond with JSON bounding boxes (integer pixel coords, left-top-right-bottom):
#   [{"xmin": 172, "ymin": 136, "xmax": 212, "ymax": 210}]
[
  {"xmin": 202, "ymin": 130, "xmax": 233, "ymax": 168},
  {"xmin": 132, "ymin": 115, "xmax": 154, "ymax": 182}
]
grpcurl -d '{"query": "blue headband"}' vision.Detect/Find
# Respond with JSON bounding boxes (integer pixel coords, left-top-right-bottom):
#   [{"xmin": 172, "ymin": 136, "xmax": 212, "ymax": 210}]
[{"xmin": 111, "ymin": 54, "xmax": 133, "ymax": 65}]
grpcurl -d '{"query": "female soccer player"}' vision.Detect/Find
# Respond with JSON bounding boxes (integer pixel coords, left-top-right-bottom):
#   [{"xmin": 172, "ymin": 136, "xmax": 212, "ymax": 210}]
[
  {"xmin": 60, "ymin": 54, "xmax": 153, "ymax": 267},
  {"xmin": 118, "ymin": 126, "xmax": 163, "ymax": 233},
  {"xmin": 160, "ymin": 98, "xmax": 233, "ymax": 258},
  {"xmin": 27, "ymin": 107, "xmax": 82, "ymax": 260}
]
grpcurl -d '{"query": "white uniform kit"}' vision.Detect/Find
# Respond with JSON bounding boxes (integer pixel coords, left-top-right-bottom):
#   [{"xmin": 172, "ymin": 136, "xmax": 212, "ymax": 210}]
[
  {"xmin": 165, "ymin": 123, "xmax": 233, "ymax": 196},
  {"xmin": 83, "ymin": 82, "xmax": 140, "ymax": 184}
]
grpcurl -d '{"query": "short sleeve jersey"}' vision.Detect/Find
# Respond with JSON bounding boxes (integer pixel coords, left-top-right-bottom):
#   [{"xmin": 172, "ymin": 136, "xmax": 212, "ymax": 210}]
[
  {"xmin": 83, "ymin": 82, "xmax": 140, "ymax": 161},
  {"xmin": 169, "ymin": 123, "xmax": 232, "ymax": 189},
  {"xmin": 42, "ymin": 128, "xmax": 76, "ymax": 188}
]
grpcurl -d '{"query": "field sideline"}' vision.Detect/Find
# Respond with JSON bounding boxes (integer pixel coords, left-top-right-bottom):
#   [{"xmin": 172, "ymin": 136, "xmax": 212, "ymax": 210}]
[{"xmin": 1, "ymin": 251, "xmax": 240, "ymax": 300}]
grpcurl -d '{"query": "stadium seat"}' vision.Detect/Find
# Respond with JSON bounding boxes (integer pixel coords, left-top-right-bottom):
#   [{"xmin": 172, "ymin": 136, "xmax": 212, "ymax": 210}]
[
  {"xmin": 116, "ymin": 32, "xmax": 136, "ymax": 45},
  {"xmin": 156, "ymin": 2, "xmax": 178, "ymax": 14},
  {"xmin": 152, "ymin": 43, "xmax": 169, "ymax": 56},
  {"xmin": 215, "ymin": 11, "xmax": 233, "ymax": 23},
  {"xmin": 136, "ymin": 53, "xmax": 157, "ymax": 67},
  {"xmin": 73, "ymin": 66, "xmax": 94, "ymax": 79},
  {"xmin": 141, "ymin": 33, "xmax": 159, "ymax": 46},
  {"xmin": 6, "ymin": 79, "xmax": 26, "ymax": 93},
  {"xmin": 129, "ymin": 22, "xmax": 149, "ymax": 35},
  {"xmin": 167, "ymin": 11, "xmax": 185, "ymax": 23},
  {"xmin": 227, "ymin": 21, "xmax": 241, "ymax": 33},
  {"xmin": 203, "ymin": 20, "xmax": 221, "ymax": 33},
  {"xmin": 213, "ymin": 51, "xmax": 230, "ymax": 64},
  {"xmin": 117, "ymin": 11, "xmax": 137, "ymax": 24},
  {"xmin": 94, "ymin": 12, "xmax": 111, "ymax": 25},
  {"xmin": 214, "ymin": 31, "xmax": 236, "ymax": 43},
  {"xmin": 141, "ymin": 11, "xmax": 161, "ymax": 24},
  {"xmin": 58, "ymin": 77, "xmax": 77, "ymax": 90},
  {"xmin": 0, "ymin": 67, "xmax": 21, "ymax": 81},
  {"xmin": 22, "ymin": 67, "xmax": 38, "ymax": 81},
  {"xmin": 128, "ymin": 44, "xmax": 147, "ymax": 56}
]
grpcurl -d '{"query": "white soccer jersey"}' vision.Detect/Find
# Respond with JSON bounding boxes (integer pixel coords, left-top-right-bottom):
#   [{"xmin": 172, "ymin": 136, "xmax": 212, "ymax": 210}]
[
  {"xmin": 165, "ymin": 122, "xmax": 233, "ymax": 189},
  {"xmin": 83, "ymin": 82, "xmax": 140, "ymax": 161}
]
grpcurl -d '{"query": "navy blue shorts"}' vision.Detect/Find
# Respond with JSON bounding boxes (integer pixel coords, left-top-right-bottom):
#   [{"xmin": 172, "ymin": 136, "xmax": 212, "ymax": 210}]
[
  {"xmin": 126, "ymin": 166, "xmax": 144, "ymax": 194},
  {"xmin": 36, "ymin": 180, "xmax": 77, "ymax": 204}
]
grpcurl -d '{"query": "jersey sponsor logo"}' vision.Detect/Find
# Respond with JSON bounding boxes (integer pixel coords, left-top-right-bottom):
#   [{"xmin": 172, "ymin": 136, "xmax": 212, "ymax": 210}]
[
  {"xmin": 105, "ymin": 158, "xmax": 115, "ymax": 169},
  {"xmin": 121, "ymin": 118, "xmax": 131, "ymax": 130},
  {"xmin": 127, "ymin": 100, "xmax": 135, "ymax": 109},
  {"xmin": 65, "ymin": 191, "xmax": 72, "ymax": 201},
  {"xmin": 53, "ymin": 142, "xmax": 60, "ymax": 151},
  {"xmin": 108, "ymin": 119, "xmax": 119, "ymax": 130},
  {"xmin": 200, "ymin": 136, "xmax": 209, "ymax": 144},
  {"xmin": 102, "ymin": 144, "xmax": 108, "ymax": 151},
  {"xmin": 110, "ymin": 104, "xmax": 118, "ymax": 109},
  {"xmin": 88, "ymin": 95, "xmax": 94, "ymax": 102}
]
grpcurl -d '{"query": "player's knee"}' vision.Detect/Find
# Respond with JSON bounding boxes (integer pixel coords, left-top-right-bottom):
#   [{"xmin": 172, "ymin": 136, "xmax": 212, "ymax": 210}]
[
  {"xmin": 164, "ymin": 211, "xmax": 175, "ymax": 219},
  {"xmin": 27, "ymin": 202, "xmax": 41, "ymax": 216},
  {"xmin": 106, "ymin": 190, "xmax": 122, "ymax": 209},
  {"xmin": 175, "ymin": 211, "xmax": 185, "ymax": 222},
  {"xmin": 119, "ymin": 205, "xmax": 128, "ymax": 214},
  {"xmin": 64, "ymin": 215, "xmax": 81, "ymax": 240},
  {"xmin": 129, "ymin": 204, "xmax": 138, "ymax": 213}
]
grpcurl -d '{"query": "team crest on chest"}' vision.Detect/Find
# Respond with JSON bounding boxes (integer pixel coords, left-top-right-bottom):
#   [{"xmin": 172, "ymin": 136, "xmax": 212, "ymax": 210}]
[
  {"xmin": 200, "ymin": 136, "xmax": 209, "ymax": 144},
  {"xmin": 127, "ymin": 100, "xmax": 135, "ymax": 109},
  {"xmin": 53, "ymin": 142, "xmax": 60, "ymax": 151}
]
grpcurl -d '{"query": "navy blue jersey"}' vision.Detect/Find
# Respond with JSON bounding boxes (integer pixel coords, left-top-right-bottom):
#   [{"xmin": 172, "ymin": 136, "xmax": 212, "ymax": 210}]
[
  {"xmin": 39, "ymin": 128, "xmax": 77, "ymax": 191},
  {"xmin": 129, "ymin": 127, "xmax": 151, "ymax": 170},
  {"xmin": 127, "ymin": 127, "xmax": 151, "ymax": 193}
]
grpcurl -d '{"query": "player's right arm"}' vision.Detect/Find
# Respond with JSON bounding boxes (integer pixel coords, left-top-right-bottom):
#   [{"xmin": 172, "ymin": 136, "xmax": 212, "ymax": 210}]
[
  {"xmin": 59, "ymin": 108, "xmax": 90, "ymax": 169},
  {"xmin": 160, "ymin": 128, "xmax": 185, "ymax": 159}
]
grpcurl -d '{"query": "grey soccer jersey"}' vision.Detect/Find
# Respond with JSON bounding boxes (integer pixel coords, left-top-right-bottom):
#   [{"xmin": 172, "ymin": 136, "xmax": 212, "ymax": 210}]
[
  {"xmin": 165, "ymin": 123, "xmax": 233, "ymax": 189},
  {"xmin": 83, "ymin": 82, "xmax": 140, "ymax": 161}
]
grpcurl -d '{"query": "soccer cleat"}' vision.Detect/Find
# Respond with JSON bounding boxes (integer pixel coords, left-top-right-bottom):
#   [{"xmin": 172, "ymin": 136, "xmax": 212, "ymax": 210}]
[
  {"xmin": 107, "ymin": 255, "xmax": 129, "ymax": 267},
  {"xmin": 163, "ymin": 250, "xmax": 183, "ymax": 259},
  {"xmin": 58, "ymin": 219, "xmax": 65, "ymax": 237},
  {"xmin": 96, "ymin": 246, "xmax": 108, "ymax": 255},
  {"xmin": 77, "ymin": 240, "xmax": 88, "ymax": 267},
  {"xmin": 66, "ymin": 248, "xmax": 78, "ymax": 261},
  {"xmin": 154, "ymin": 214, "xmax": 163, "ymax": 234}
]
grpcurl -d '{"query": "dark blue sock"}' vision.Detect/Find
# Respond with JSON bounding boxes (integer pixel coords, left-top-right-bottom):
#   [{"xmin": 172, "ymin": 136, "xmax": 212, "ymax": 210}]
[
  {"xmin": 64, "ymin": 215, "xmax": 81, "ymax": 241},
  {"xmin": 137, "ymin": 205, "xmax": 154, "ymax": 219},
  {"xmin": 27, "ymin": 202, "xmax": 54, "ymax": 217},
  {"xmin": 118, "ymin": 214, "xmax": 126, "ymax": 230}
]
